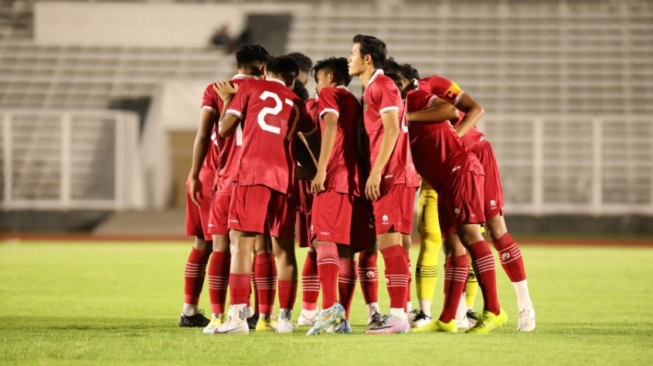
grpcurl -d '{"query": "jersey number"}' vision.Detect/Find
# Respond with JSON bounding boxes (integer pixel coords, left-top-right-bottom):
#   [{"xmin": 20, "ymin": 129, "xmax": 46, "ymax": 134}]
[{"xmin": 258, "ymin": 91, "xmax": 294, "ymax": 135}]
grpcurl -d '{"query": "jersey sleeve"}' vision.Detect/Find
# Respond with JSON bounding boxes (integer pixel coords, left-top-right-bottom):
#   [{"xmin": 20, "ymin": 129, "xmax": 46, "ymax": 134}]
[
  {"xmin": 201, "ymin": 84, "xmax": 219, "ymax": 112},
  {"xmin": 225, "ymin": 81, "xmax": 250, "ymax": 119},
  {"xmin": 407, "ymin": 90, "xmax": 437, "ymax": 113},
  {"xmin": 373, "ymin": 78, "xmax": 401, "ymax": 115},
  {"xmin": 317, "ymin": 87, "xmax": 340, "ymax": 119},
  {"xmin": 428, "ymin": 75, "xmax": 464, "ymax": 105}
]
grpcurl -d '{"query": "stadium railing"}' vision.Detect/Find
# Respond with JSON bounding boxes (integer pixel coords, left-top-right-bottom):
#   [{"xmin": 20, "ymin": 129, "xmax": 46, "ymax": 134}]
[
  {"xmin": 0, "ymin": 109, "xmax": 145, "ymax": 210},
  {"xmin": 481, "ymin": 114, "xmax": 653, "ymax": 216}
]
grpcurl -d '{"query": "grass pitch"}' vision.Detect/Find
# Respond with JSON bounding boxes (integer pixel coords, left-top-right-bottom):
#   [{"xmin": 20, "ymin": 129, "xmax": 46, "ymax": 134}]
[{"xmin": 1, "ymin": 240, "xmax": 652, "ymax": 365}]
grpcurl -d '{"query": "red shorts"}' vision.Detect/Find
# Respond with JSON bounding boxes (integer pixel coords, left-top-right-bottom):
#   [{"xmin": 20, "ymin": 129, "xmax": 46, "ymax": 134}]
[
  {"xmin": 438, "ymin": 170, "xmax": 486, "ymax": 238},
  {"xmin": 350, "ymin": 197, "xmax": 375, "ymax": 252},
  {"xmin": 296, "ymin": 180, "xmax": 313, "ymax": 248},
  {"xmin": 207, "ymin": 192, "xmax": 230, "ymax": 235},
  {"xmin": 311, "ymin": 190, "xmax": 354, "ymax": 245},
  {"xmin": 228, "ymin": 184, "xmax": 296, "ymax": 239},
  {"xmin": 371, "ymin": 184, "xmax": 417, "ymax": 235},
  {"xmin": 185, "ymin": 185, "xmax": 213, "ymax": 241},
  {"xmin": 473, "ymin": 140, "xmax": 505, "ymax": 220}
]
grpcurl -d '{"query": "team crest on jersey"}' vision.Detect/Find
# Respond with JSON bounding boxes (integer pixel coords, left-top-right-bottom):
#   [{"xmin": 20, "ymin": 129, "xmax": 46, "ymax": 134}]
[
  {"xmin": 454, "ymin": 208, "xmax": 461, "ymax": 217},
  {"xmin": 490, "ymin": 200, "xmax": 497, "ymax": 209},
  {"xmin": 364, "ymin": 99, "xmax": 369, "ymax": 112},
  {"xmin": 382, "ymin": 215, "xmax": 389, "ymax": 224}
]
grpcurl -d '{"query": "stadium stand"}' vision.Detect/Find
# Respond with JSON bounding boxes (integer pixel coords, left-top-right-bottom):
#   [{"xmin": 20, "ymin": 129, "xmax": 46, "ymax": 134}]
[{"xmin": 1, "ymin": 0, "xmax": 652, "ymax": 232}]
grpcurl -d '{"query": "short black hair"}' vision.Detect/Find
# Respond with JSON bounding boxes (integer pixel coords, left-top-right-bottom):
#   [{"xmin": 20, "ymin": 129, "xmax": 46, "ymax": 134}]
[
  {"xmin": 401, "ymin": 63, "xmax": 420, "ymax": 80},
  {"xmin": 286, "ymin": 52, "xmax": 313, "ymax": 73},
  {"xmin": 266, "ymin": 55, "xmax": 299, "ymax": 80},
  {"xmin": 235, "ymin": 43, "xmax": 270, "ymax": 69},
  {"xmin": 312, "ymin": 57, "xmax": 352, "ymax": 86},
  {"xmin": 385, "ymin": 72, "xmax": 403, "ymax": 91},
  {"xmin": 293, "ymin": 80, "xmax": 310, "ymax": 101},
  {"xmin": 352, "ymin": 34, "xmax": 387, "ymax": 69},
  {"xmin": 383, "ymin": 57, "xmax": 401, "ymax": 75}
]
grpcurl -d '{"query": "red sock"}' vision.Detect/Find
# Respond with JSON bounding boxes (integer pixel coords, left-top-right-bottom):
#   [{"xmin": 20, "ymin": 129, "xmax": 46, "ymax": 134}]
[
  {"xmin": 381, "ymin": 245, "xmax": 409, "ymax": 310},
  {"xmin": 492, "ymin": 233, "xmax": 527, "ymax": 282},
  {"xmin": 254, "ymin": 253, "xmax": 276, "ymax": 316},
  {"xmin": 358, "ymin": 250, "xmax": 378, "ymax": 305},
  {"xmin": 439, "ymin": 254, "xmax": 467, "ymax": 323},
  {"xmin": 443, "ymin": 257, "xmax": 452, "ymax": 294},
  {"xmin": 468, "ymin": 240, "xmax": 501, "ymax": 314},
  {"xmin": 301, "ymin": 250, "xmax": 319, "ymax": 310},
  {"xmin": 317, "ymin": 243, "xmax": 339, "ymax": 309},
  {"xmin": 229, "ymin": 273, "xmax": 251, "ymax": 305},
  {"xmin": 183, "ymin": 248, "xmax": 211, "ymax": 304},
  {"xmin": 207, "ymin": 251, "xmax": 230, "ymax": 314},
  {"xmin": 251, "ymin": 254, "xmax": 257, "ymax": 313},
  {"xmin": 338, "ymin": 258, "xmax": 357, "ymax": 318},
  {"xmin": 404, "ymin": 249, "xmax": 412, "ymax": 311},
  {"xmin": 278, "ymin": 280, "xmax": 298, "ymax": 310}
]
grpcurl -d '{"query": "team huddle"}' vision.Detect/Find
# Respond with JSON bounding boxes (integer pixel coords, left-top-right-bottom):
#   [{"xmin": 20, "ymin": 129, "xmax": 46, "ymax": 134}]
[{"xmin": 178, "ymin": 34, "xmax": 536, "ymax": 335}]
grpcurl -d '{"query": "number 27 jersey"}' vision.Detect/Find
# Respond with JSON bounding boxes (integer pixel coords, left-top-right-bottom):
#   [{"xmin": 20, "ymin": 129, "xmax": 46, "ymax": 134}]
[{"xmin": 226, "ymin": 78, "xmax": 314, "ymax": 194}]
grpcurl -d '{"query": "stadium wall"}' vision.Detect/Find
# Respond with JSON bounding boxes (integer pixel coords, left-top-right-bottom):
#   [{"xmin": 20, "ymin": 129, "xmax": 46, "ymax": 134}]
[{"xmin": 34, "ymin": 2, "xmax": 308, "ymax": 48}]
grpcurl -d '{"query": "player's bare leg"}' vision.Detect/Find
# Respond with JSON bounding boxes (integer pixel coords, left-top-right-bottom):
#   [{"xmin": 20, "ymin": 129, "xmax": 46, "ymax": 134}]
[
  {"xmin": 215, "ymin": 230, "xmax": 255, "ymax": 334},
  {"xmin": 485, "ymin": 214, "xmax": 535, "ymax": 331},
  {"xmin": 179, "ymin": 237, "xmax": 212, "ymax": 327},
  {"xmin": 272, "ymin": 236, "xmax": 298, "ymax": 333},
  {"xmin": 365, "ymin": 231, "xmax": 410, "ymax": 334}
]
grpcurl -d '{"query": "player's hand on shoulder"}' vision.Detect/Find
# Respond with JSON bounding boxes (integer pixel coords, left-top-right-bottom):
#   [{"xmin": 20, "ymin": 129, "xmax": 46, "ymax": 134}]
[{"xmin": 214, "ymin": 80, "xmax": 239, "ymax": 101}]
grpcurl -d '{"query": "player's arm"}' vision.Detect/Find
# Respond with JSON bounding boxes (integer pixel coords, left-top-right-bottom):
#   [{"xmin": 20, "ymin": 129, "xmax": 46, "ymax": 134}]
[
  {"xmin": 311, "ymin": 111, "xmax": 337, "ymax": 195},
  {"xmin": 188, "ymin": 107, "xmax": 216, "ymax": 207},
  {"xmin": 216, "ymin": 81, "xmax": 243, "ymax": 138},
  {"xmin": 406, "ymin": 98, "xmax": 459, "ymax": 123},
  {"xmin": 453, "ymin": 92, "xmax": 484, "ymax": 138},
  {"xmin": 366, "ymin": 110, "xmax": 399, "ymax": 201}
]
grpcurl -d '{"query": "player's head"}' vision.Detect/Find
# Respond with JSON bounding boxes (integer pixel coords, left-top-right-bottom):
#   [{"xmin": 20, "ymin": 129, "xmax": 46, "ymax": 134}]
[
  {"xmin": 312, "ymin": 57, "xmax": 351, "ymax": 93},
  {"xmin": 235, "ymin": 43, "xmax": 270, "ymax": 77},
  {"xmin": 383, "ymin": 57, "xmax": 401, "ymax": 75},
  {"xmin": 286, "ymin": 52, "xmax": 313, "ymax": 85},
  {"xmin": 349, "ymin": 34, "xmax": 386, "ymax": 76},
  {"xmin": 266, "ymin": 55, "xmax": 300, "ymax": 89},
  {"xmin": 401, "ymin": 63, "xmax": 420, "ymax": 81},
  {"xmin": 293, "ymin": 80, "xmax": 310, "ymax": 101}
]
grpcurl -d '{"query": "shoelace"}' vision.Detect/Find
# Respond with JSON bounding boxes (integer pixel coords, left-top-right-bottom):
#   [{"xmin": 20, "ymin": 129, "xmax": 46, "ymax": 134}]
[{"xmin": 370, "ymin": 312, "xmax": 384, "ymax": 325}]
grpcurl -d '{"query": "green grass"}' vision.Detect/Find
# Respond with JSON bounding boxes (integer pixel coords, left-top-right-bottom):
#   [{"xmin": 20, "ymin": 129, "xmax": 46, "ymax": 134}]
[{"xmin": 1, "ymin": 241, "xmax": 652, "ymax": 365}]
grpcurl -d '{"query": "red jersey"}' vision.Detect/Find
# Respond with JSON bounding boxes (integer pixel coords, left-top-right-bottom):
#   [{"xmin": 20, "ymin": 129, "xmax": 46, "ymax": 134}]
[
  {"xmin": 362, "ymin": 69, "xmax": 419, "ymax": 189},
  {"xmin": 202, "ymin": 75, "xmax": 256, "ymax": 192},
  {"xmin": 317, "ymin": 86, "xmax": 365, "ymax": 196},
  {"xmin": 226, "ymin": 78, "xmax": 314, "ymax": 194},
  {"xmin": 419, "ymin": 75, "xmax": 485, "ymax": 150},
  {"xmin": 306, "ymin": 97, "xmax": 320, "ymax": 126},
  {"xmin": 186, "ymin": 84, "xmax": 220, "ymax": 194},
  {"xmin": 406, "ymin": 88, "xmax": 483, "ymax": 193}
]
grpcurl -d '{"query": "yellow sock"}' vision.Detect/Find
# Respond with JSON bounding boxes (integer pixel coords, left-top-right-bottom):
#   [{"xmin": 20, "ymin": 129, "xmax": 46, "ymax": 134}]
[
  {"xmin": 415, "ymin": 184, "xmax": 442, "ymax": 313},
  {"xmin": 465, "ymin": 253, "xmax": 479, "ymax": 309}
]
